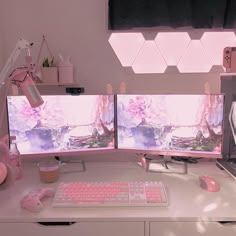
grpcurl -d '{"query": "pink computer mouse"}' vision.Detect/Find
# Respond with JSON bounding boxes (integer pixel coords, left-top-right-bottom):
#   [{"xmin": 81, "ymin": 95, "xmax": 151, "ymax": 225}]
[{"xmin": 199, "ymin": 176, "xmax": 220, "ymax": 192}]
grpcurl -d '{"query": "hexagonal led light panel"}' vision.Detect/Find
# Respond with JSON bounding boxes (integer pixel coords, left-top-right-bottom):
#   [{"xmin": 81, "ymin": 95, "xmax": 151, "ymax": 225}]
[
  {"xmin": 155, "ymin": 32, "xmax": 191, "ymax": 65},
  {"xmin": 108, "ymin": 33, "xmax": 145, "ymax": 66},
  {"xmin": 132, "ymin": 41, "xmax": 167, "ymax": 73},
  {"xmin": 109, "ymin": 31, "xmax": 235, "ymax": 73},
  {"xmin": 177, "ymin": 40, "xmax": 213, "ymax": 73},
  {"xmin": 201, "ymin": 32, "xmax": 236, "ymax": 65}
]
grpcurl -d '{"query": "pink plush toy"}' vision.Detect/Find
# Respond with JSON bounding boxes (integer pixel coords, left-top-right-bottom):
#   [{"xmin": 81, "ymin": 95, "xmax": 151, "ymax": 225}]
[
  {"xmin": 0, "ymin": 162, "xmax": 7, "ymax": 184},
  {"xmin": 0, "ymin": 141, "xmax": 10, "ymax": 164},
  {"xmin": 20, "ymin": 188, "xmax": 54, "ymax": 213},
  {"xmin": 0, "ymin": 140, "xmax": 10, "ymax": 186}
]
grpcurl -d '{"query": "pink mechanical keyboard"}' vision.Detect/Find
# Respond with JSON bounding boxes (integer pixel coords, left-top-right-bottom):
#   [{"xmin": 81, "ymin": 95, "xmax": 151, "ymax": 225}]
[{"xmin": 52, "ymin": 181, "xmax": 168, "ymax": 207}]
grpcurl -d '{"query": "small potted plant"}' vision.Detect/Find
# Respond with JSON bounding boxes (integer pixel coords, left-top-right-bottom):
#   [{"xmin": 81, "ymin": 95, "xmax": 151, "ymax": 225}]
[
  {"xmin": 41, "ymin": 57, "xmax": 58, "ymax": 84},
  {"xmin": 42, "ymin": 57, "xmax": 55, "ymax": 67}
]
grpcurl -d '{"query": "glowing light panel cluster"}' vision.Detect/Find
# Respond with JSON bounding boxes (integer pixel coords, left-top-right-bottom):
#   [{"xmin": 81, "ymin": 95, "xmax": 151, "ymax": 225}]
[{"xmin": 108, "ymin": 32, "xmax": 236, "ymax": 73}]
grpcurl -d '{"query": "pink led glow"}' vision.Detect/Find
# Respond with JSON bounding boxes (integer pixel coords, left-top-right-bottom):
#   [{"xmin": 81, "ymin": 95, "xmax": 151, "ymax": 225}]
[
  {"xmin": 109, "ymin": 32, "xmax": 234, "ymax": 73},
  {"xmin": 177, "ymin": 40, "xmax": 213, "ymax": 73},
  {"xmin": 108, "ymin": 33, "xmax": 145, "ymax": 66},
  {"xmin": 201, "ymin": 32, "xmax": 236, "ymax": 65},
  {"xmin": 132, "ymin": 41, "xmax": 167, "ymax": 73},
  {"xmin": 155, "ymin": 32, "xmax": 191, "ymax": 65}
]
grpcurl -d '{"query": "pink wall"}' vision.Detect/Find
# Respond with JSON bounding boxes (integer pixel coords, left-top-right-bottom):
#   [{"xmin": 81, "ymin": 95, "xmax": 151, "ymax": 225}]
[
  {"xmin": 2, "ymin": 0, "xmax": 233, "ymax": 139},
  {"xmin": 0, "ymin": 0, "xmax": 222, "ymax": 95},
  {"xmin": 2, "ymin": 0, "xmax": 228, "ymax": 137},
  {"xmin": 3, "ymin": 0, "xmax": 234, "ymax": 138}
]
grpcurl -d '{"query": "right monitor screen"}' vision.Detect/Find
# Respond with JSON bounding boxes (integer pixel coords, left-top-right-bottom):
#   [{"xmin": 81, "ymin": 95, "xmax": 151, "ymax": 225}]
[{"xmin": 116, "ymin": 94, "xmax": 224, "ymax": 158}]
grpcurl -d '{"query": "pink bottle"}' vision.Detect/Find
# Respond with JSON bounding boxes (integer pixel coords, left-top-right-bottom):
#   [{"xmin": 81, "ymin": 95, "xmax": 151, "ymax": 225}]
[{"xmin": 9, "ymin": 138, "xmax": 22, "ymax": 181}]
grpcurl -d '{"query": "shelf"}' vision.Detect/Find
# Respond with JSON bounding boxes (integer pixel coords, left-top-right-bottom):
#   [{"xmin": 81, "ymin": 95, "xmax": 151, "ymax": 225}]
[{"xmin": 35, "ymin": 82, "xmax": 77, "ymax": 86}]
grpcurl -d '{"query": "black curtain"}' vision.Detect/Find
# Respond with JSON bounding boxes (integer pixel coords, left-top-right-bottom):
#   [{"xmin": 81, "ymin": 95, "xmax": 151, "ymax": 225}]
[{"xmin": 109, "ymin": 0, "xmax": 236, "ymax": 30}]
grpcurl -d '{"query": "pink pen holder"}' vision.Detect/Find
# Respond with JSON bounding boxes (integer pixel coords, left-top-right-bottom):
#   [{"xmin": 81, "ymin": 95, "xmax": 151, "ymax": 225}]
[
  {"xmin": 41, "ymin": 67, "xmax": 58, "ymax": 84},
  {"xmin": 58, "ymin": 65, "xmax": 74, "ymax": 84}
]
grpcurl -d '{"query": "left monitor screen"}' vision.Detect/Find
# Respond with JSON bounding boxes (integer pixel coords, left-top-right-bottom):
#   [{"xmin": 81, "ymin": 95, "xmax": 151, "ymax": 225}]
[{"xmin": 7, "ymin": 95, "xmax": 115, "ymax": 157}]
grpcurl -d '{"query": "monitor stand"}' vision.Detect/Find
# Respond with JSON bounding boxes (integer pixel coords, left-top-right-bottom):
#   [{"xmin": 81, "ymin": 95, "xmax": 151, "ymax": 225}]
[
  {"xmin": 137, "ymin": 154, "xmax": 188, "ymax": 174},
  {"xmin": 216, "ymin": 158, "xmax": 236, "ymax": 179},
  {"xmin": 55, "ymin": 156, "xmax": 86, "ymax": 174}
]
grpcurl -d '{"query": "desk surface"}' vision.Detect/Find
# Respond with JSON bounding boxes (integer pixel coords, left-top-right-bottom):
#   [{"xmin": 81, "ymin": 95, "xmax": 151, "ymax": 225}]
[{"xmin": 0, "ymin": 157, "xmax": 235, "ymax": 223}]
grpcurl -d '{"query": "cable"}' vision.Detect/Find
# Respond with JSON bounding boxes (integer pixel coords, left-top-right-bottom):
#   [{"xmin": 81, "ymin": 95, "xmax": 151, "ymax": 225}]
[{"xmin": 172, "ymin": 156, "xmax": 202, "ymax": 164}]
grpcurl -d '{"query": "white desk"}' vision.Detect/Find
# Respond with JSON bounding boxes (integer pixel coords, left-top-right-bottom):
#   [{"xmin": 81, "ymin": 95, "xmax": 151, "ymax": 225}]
[{"xmin": 0, "ymin": 156, "xmax": 236, "ymax": 236}]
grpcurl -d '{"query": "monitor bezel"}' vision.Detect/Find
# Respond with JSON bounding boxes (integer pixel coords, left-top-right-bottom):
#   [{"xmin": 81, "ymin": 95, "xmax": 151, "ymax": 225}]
[{"xmin": 229, "ymin": 102, "xmax": 236, "ymax": 145}]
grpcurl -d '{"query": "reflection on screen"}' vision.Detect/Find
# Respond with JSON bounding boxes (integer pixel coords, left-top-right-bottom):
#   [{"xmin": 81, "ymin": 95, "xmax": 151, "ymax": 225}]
[
  {"xmin": 7, "ymin": 95, "xmax": 115, "ymax": 156},
  {"xmin": 117, "ymin": 94, "xmax": 224, "ymax": 158}
]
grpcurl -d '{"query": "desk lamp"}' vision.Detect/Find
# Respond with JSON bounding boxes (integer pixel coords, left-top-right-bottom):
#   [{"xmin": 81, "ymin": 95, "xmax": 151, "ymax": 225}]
[{"xmin": 0, "ymin": 38, "xmax": 44, "ymax": 187}]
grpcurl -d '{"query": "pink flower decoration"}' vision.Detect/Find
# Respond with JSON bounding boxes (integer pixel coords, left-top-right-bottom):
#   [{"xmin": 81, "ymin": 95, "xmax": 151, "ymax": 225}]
[{"xmin": 128, "ymin": 96, "xmax": 147, "ymax": 119}]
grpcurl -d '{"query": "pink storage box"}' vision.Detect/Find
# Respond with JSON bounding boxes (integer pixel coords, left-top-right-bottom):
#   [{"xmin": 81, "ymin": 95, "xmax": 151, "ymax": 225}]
[{"xmin": 58, "ymin": 65, "xmax": 74, "ymax": 84}]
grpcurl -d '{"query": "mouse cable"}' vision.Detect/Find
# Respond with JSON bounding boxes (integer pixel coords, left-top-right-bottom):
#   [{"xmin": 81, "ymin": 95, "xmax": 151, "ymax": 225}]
[{"xmin": 172, "ymin": 156, "xmax": 202, "ymax": 164}]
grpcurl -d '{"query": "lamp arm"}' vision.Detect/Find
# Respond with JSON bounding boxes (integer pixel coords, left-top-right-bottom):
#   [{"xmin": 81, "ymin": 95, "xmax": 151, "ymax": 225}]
[
  {"xmin": 0, "ymin": 38, "xmax": 32, "ymax": 138},
  {"xmin": 0, "ymin": 38, "xmax": 43, "ymax": 140},
  {"xmin": 0, "ymin": 39, "xmax": 43, "ymax": 187},
  {"xmin": 0, "ymin": 38, "xmax": 32, "ymax": 88}
]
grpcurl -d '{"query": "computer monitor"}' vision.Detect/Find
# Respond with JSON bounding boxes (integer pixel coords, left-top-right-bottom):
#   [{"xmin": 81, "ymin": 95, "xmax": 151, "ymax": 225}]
[
  {"xmin": 6, "ymin": 95, "xmax": 115, "ymax": 158},
  {"xmin": 116, "ymin": 94, "xmax": 224, "ymax": 158}
]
